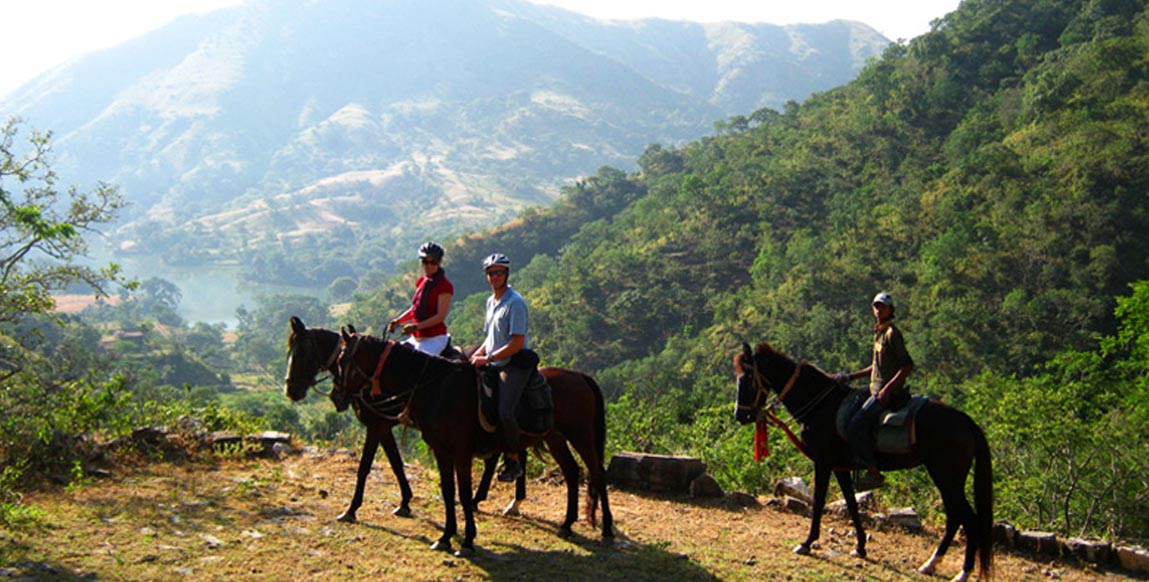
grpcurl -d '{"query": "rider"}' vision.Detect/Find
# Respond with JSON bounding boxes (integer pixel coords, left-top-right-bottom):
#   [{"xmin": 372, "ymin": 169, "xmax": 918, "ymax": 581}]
[
  {"xmin": 388, "ymin": 242, "xmax": 454, "ymax": 356},
  {"xmin": 469, "ymin": 253, "xmax": 530, "ymax": 482},
  {"xmin": 835, "ymin": 291, "xmax": 914, "ymax": 492}
]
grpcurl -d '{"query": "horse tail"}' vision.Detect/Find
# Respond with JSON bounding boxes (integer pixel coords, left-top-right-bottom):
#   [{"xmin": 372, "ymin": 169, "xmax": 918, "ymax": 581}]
[
  {"xmin": 581, "ymin": 371, "xmax": 607, "ymax": 528},
  {"xmin": 971, "ymin": 415, "xmax": 994, "ymax": 580}
]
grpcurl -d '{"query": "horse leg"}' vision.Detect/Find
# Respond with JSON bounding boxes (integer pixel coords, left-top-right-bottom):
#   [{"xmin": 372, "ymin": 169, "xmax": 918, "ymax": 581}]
[
  {"xmin": 504, "ymin": 449, "xmax": 527, "ymax": 517},
  {"xmin": 547, "ymin": 437, "xmax": 581, "ymax": 538},
  {"xmin": 430, "ymin": 451, "xmax": 457, "ymax": 553},
  {"xmin": 378, "ymin": 426, "xmax": 413, "ymax": 517},
  {"xmin": 565, "ymin": 432, "xmax": 613, "ymax": 539},
  {"xmin": 832, "ymin": 469, "xmax": 868, "ymax": 558},
  {"xmin": 923, "ymin": 462, "xmax": 978, "ymax": 582},
  {"xmin": 337, "ymin": 424, "xmax": 382, "ymax": 523},
  {"xmin": 454, "ymin": 456, "xmax": 477, "ymax": 557},
  {"xmin": 473, "ymin": 455, "xmax": 497, "ymax": 510},
  {"xmin": 795, "ymin": 461, "xmax": 833, "ymax": 555}
]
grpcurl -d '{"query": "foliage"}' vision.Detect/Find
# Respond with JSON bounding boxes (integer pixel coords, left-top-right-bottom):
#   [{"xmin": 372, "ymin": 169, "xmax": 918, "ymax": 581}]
[{"xmin": 347, "ymin": 0, "xmax": 1149, "ymax": 541}]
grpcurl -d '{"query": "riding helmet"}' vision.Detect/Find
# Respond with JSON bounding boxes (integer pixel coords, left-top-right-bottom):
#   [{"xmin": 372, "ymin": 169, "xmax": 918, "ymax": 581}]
[
  {"xmin": 419, "ymin": 241, "xmax": 445, "ymax": 261},
  {"xmin": 482, "ymin": 253, "xmax": 511, "ymax": 271}
]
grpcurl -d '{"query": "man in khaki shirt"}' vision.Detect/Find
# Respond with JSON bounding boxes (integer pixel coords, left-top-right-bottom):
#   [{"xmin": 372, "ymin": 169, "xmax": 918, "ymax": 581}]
[{"xmin": 835, "ymin": 292, "xmax": 914, "ymax": 491}]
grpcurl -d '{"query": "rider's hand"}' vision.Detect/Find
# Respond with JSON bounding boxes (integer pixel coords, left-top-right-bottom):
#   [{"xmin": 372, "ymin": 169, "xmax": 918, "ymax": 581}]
[
  {"xmin": 387, "ymin": 319, "xmax": 400, "ymax": 333},
  {"xmin": 833, "ymin": 372, "xmax": 849, "ymax": 384},
  {"xmin": 402, "ymin": 323, "xmax": 418, "ymax": 335}
]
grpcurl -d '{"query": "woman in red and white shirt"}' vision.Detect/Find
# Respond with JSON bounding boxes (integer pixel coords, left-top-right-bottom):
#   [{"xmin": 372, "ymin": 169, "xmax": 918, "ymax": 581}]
[{"xmin": 388, "ymin": 242, "xmax": 454, "ymax": 356}]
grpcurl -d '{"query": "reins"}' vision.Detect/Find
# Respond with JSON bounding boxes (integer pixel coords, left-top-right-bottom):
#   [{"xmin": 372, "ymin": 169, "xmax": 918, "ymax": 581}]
[
  {"xmin": 340, "ymin": 335, "xmax": 446, "ymax": 424},
  {"xmin": 741, "ymin": 357, "xmax": 841, "ymax": 462}
]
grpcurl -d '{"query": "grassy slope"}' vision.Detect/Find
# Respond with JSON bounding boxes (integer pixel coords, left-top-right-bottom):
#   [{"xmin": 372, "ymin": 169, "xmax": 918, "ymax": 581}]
[{"xmin": 0, "ymin": 451, "xmax": 1122, "ymax": 581}]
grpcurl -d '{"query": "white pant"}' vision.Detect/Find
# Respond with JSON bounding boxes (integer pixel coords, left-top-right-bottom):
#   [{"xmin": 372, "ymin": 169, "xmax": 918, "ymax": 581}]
[{"xmin": 403, "ymin": 334, "xmax": 449, "ymax": 356}]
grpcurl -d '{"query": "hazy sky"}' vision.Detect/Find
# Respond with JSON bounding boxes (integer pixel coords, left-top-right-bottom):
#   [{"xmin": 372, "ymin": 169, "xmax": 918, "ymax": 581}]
[{"xmin": 1, "ymin": 0, "xmax": 962, "ymax": 99}]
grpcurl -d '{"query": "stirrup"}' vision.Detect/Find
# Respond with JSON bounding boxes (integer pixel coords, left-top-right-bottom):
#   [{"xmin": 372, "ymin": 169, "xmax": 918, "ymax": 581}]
[{"xmin": 855, "ymin": 471, "xmax": 885, "ymax": 492}]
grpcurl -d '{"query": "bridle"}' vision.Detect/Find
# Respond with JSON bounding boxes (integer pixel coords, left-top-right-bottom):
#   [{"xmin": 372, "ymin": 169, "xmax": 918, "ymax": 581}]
[
  {"xmin": 738, "ymin": 355, "xmax": 804, "ymax": 421},
  {"xmin": 286, "ymin": 329, "xmax": 341, "ymax": 397}
]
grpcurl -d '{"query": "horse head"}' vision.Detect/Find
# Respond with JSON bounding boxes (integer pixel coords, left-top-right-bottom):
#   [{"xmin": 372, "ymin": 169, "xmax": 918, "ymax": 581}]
[
  {"xmin": 284, "ymin": 316, "xmax": 349, "ymax": 410},
  {"xmin": 734, "ymin": 342, "xmax": 766, "ymax": 424}
]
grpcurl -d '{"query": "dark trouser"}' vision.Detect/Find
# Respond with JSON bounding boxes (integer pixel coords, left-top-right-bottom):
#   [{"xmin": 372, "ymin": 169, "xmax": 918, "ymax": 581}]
[
  {"xmin": 847, "ymin": 395, "xmax": 885, "ymax": 469},
  {"xmin": 497, "ymin": 365, "xmax": 531, "ymax": 451}
]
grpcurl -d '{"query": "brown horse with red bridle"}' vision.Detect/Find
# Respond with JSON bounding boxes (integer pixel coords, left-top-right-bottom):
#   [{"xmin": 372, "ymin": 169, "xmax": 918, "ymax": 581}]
[
  {"xmin": 734, "ymin": 342, "xmax": 993, "ymax": 582},
  {"xmin": 337, "ymin": 328, "xmax": 613, "ymax": 556}
]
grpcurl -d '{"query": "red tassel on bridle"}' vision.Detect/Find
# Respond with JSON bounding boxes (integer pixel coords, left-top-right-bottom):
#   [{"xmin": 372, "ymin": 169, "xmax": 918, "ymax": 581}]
[{"xmin": 754, "ymin": 418, "xmax": 770, "ymax": 461}]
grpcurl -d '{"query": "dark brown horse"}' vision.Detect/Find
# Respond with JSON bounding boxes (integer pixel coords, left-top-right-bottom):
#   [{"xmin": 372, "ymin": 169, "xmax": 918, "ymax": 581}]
[
  {"xmin": 734, "ymin": 342, "xmax": 992, "ymax": 582},
  {"xmin": 337, "ymin": 329, "xmax": 613, "ymax": 556},
  {"xmin": 283, "ymin": 317, "xmax": 525, "ymax": 522}
]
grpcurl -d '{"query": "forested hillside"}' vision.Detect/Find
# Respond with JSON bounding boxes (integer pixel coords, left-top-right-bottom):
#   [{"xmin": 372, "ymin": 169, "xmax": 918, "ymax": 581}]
[{"xmin": 351, "ymin": 0, "xmax": 1149, "ymax": 541}]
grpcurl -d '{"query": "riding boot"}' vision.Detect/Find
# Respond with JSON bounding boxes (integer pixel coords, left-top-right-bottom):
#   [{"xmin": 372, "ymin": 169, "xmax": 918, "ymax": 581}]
[{"xmin": 498, "ymin": 456, "xmax": 523, "ymax": 482}]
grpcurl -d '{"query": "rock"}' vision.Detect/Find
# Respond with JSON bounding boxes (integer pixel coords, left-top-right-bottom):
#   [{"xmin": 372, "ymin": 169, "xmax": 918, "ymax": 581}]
[
  {"xmin": 689, "ymin": 473, "xmax": 724, "ymax": 498},
  {"xmin": 1017, "ymin": 530, "xmax": 1060, "ymax": 556},
  {"xmin": 1061, "ymin": 537, "xmax": 1112, "ymax": 565},
  {"xmin": 773, "ymin": 477, "xmax": 812, "ymax": 504},
  {"xmin": 827, "ymin": 491, "xmax": 876, "ymax": 516},
  {"xmin": 993, "ymin": 521, "xmax": 1017, "ymax": 548},
  {"xmin": 887, "ymin": 507, "xmax": 922, "ymax": 532},
  {"xmin": 606, "ymin": 452, "xmax": 706, "ymax": 494},
  {"xmin": 1116, "ymin": 545, "xmax": 1149, "ymax": 574},
  {"xmin": 782, "ymin": 496, "xmax": 810, "ymax": 516},
  {"xmin": 726, "ymin": 492, "xmax": 759, "ymax": 508}
]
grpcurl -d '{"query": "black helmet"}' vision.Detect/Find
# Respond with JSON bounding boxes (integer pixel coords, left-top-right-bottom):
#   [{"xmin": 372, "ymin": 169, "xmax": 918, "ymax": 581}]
[
  {"xmin": 482, "ymin": 253, "xmax": 511, "ymax": 271},
  {"xmin": 418, "ymin": 241, "xmax": 444, "ymax": 261}
]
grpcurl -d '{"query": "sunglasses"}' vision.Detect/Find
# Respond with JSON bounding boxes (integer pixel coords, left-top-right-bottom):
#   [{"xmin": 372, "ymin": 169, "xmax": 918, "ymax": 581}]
[
  {"xmin": 421, "ymin": 258, "xmax": 439, "ymax": 265},
  {"xmin": 485, "ymin": 269, "xmax": 508, "ymax": 277}
]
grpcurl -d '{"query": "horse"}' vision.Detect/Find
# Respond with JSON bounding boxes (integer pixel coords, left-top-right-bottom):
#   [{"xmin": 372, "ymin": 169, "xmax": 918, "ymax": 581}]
[
  {"xmin": 337, "ymin": 329, "xmax": 613, "ymax": 556},
  {"xmin": 283, "ymin": 316, "xmax": 527, "ymax": 522},
  {"xmin": 733, "ymin": 342, "xmax": 993, "ymax": 582}
]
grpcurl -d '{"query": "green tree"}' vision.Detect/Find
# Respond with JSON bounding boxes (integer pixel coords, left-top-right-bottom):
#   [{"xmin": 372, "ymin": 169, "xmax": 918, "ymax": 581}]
[{"xmin": 0, "ymin": 118, "xmax": 126, "ymax": 323}]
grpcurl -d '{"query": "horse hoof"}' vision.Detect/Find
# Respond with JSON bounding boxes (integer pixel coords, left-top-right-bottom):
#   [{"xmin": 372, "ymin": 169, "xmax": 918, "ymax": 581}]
[
  {"xmin": 430, "ymin": 541, "xmax": 452, "ymax": 552},
  {"xmin": 850, "ymin": 548, "xmax": 867, "ymax": 559},
  {"xmin": 454, "ymin": 546, "xmax": 475, "ymax": 558},
  {"xmin": 393, "ymin": 506, "xmax": 412, "ymax": 518},
  {"xmin": 793, "ymin": 544, "xmax": 812, "ymax": 555},
  {"xmin": 557, "ymin": 526, "xmax": 573, "ymax": 539},
  {"xmin": 949, "ymin": 571, "xmax": 970, "ymax": 582},
  {"xmin": 336, "ymin": 512, "xmax": 357, "ymax": 523},
  {"xmin": 502, "ymin": 500, "xmax": 521, "ymax": 516},
  {"xmin": 918, "ymin": 559, "xmax": 938, "ymax": 575}
]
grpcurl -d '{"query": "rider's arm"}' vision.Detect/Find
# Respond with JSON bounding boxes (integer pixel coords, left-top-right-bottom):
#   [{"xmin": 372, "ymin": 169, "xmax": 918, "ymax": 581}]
[
  {"xmin": 487, "ymin": 334, "xmax": 525, "ymax": 363},
  {"xmin": 877, "ymin": 363, "xmax": 913, "ymax": 404}
]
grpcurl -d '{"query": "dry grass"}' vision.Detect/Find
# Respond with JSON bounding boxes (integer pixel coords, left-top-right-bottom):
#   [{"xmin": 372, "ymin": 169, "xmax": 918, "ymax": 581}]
[{"xmin": 0, "ymin": 449, "xmax": 1135, "ymax": 581}]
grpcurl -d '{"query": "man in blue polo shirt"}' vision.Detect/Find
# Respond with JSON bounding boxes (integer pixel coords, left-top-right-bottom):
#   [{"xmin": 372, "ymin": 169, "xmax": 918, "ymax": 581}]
[{"xmin": 469, "ymin": 253, "xmax": 531, "ymax": 482}]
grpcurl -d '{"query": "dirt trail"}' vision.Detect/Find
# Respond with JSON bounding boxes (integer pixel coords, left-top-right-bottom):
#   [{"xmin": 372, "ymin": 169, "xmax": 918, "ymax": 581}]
[{"xmin": 0, "ymin": 449, "xmax": 1132, "ymax": 581}]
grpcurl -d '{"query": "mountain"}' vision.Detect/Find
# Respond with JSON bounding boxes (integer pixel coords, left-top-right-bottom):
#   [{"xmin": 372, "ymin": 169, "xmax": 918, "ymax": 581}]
[
  {"xmin": 1, "ymin": 0, "xmax": 888, "ymax": 282},
  {"xmin": 349, "ymin": 0, "xmax": 1149, "ymax": 388}
]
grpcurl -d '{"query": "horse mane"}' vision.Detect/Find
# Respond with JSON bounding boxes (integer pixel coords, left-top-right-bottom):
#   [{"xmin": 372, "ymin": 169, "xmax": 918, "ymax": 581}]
[{"xmin": 748, "ymin": 342, "xmax": 834, "ymax": 382}]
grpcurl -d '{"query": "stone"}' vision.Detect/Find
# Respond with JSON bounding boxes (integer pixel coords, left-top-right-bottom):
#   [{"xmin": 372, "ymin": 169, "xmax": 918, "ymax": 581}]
[
  {"xmin": 827, "ymin": 491, "xmax": 876, "ymax": 516},
  {"xmin": 1116, "ymin": 545, "xmax": 1149, "ymax": 574},
  {"xmin": 782, "ymin": 496, "xmax": 810, "ymax": 516},
  {"xmin": 726, "ymin": 492, "xmax": 759, "ymax": 507},
  {"xmin": 993, "ymin": 521, "xmax": 1017, "ymax": 548},
  {"xmin": 887, "ymin": 507, "xmax": 922, "ymax": 532},
  {"xmin": 1017, "ymin": 530, "xmax": 1060, "ymax": 556},
  {"xmin": 773, "ymin": 477, "xmax": 812, "ymax": 504},
  {"xmin": 1061, "ymin": 537, "xmax": 1112, "ymax": 565},
  {"xmin": 606, "ymin": 452, "xmax": 706, "ymax": 494},
  {"xmin": 688, "ymin": 473, "xmax": 724, "ymax": 498}
]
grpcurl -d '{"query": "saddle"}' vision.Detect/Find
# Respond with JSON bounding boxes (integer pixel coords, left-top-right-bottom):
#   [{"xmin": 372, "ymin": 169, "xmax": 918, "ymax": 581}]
[
  {"xmin": 478, "ymin": 360, "xmax": 554, "ymax": 436},
  {"xmin": 836, "ymin": 391, "xmax": 929, "ymax": 455}
]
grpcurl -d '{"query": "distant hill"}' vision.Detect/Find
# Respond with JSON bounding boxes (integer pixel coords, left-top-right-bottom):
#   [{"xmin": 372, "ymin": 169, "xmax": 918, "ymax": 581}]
[{"xmin": 0, "ymin": 0, "xmax": 888, "ymax": 282}]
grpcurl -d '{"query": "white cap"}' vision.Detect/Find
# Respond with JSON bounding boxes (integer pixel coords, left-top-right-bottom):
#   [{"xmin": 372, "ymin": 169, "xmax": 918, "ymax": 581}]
[{"xmin": 872, "ymin": 292, "xmax": 894, "ymax": 307}]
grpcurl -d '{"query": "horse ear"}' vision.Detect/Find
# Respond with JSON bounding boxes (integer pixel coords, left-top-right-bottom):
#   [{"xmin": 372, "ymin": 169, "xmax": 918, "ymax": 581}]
[
  {"xmin": 341, "ymin": 327, "xmax": 351, "ymax": 342},
  {"xmin": 290, "ymin": 316, "xmax": 305, "ymax": 333},
  {"xmin": 347, "ymin": 323, "xmax": 358, "ymax": 335},
  {"xmin": 742, "ymin": 342, "xmax": 753, "ymax": 361}
]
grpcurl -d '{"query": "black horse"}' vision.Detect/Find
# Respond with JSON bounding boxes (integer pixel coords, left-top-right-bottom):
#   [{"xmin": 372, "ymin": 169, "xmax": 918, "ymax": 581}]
[
  {"xmin": 283, "ymin": 317, "xmax": 526, "ymax": 522},
  {"xmin": 734, "ymin": 342, "xmax": 993, "ymax": 582},
  {"xmin": 338, "ymin": 329, "xmax": 613, "ymax": 556}
]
